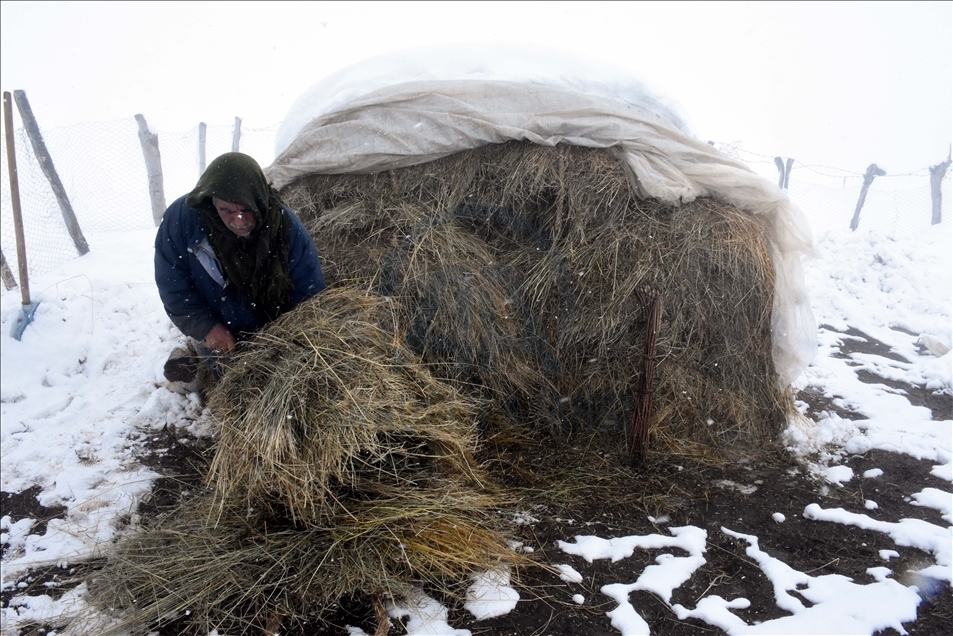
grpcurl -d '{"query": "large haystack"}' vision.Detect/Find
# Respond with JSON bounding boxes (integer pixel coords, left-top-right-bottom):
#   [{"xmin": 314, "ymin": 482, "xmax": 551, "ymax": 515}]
[
  {"xmin": 283, "ymin": 141, "xmax": 788, "ymax": 451},
  {"xmin": 81, "ymin": 289, "xmax": 521, "ymax": 635}
]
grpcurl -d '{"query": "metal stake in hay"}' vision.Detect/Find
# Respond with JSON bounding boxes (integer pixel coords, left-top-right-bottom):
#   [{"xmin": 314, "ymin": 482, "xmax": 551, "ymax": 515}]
[
  {"xmin": 627, "ymin": 286, "xmax": 663, "ymax": 468},
  {"xmin": 284, "ymin": 141, "xmax": 793, "ymax": 452},
  {"xmin": 81, "ymin": 289, "xmax": 523, "ymax": 636}
]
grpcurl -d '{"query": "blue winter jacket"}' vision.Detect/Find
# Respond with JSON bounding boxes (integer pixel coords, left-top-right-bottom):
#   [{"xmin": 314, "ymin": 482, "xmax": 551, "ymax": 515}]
[{"xmin": 154, "ymin": 195, "xmax": 325, "ymax": 341}]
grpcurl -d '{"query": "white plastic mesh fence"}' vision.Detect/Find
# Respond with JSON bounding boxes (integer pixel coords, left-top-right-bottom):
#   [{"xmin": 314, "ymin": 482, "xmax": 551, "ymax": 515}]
[
  {"xmin": 156, "ymin": 122, "xmax": 279, "ymax": 209},
  {"xmin": 727, "ymin": 146, "xmax": 952, "ymax": 240},
  {"xmin": 790, "ymin": 179, "xmax": 951, "ymax": 239},
  {"xmin": 1, "ymin": 126, "xmax": 78, "ymax": 279},
  {"xmin": 1, "ymin": 118, "xmax": 279, "ymax": 281},
  {"xmin": 1, "ymin": 120, "xmax": 949, "ymax": 284}
]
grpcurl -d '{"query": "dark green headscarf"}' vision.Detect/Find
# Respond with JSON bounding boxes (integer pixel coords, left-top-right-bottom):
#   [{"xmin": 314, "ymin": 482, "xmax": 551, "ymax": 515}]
[{"xmin": 186, "ymin": 152, "xmax": 294, "ymax": 323}]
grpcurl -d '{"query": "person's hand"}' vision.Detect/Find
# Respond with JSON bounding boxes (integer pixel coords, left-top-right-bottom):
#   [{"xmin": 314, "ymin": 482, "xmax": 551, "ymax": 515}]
[{"xmin": 205, "ymin": 323, "xmax": 236, "ymax": 353}]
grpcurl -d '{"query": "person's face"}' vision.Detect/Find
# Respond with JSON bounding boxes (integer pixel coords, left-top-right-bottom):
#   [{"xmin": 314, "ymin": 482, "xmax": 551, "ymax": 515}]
[{"xmin": 213, "ymin": 197, "xmax": 257, "ymax": 237}]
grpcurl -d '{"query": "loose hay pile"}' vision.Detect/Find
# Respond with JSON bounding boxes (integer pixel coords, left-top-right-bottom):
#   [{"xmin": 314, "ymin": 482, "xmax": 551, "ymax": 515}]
[
  {"xmin": 283, "ymin": 141, "xmax": 792, "ymax": 452},
  {"xmin": 82, "ymin": 290, "xmax": 520, "ymax": 636},
  {"xmin": 206, "ymin": 290, "xmax": 486, "ymax": 523}
]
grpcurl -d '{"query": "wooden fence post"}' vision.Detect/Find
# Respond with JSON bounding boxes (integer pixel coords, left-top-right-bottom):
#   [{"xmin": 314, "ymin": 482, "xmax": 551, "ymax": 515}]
[
  {"xmin": 0, "ymin": 248, "xmax": 16, "ymax": 291},
  {"xmin": 12, "ymin": 90, "xmax": 89, "ymax": 255},
  {"xmin": 198, "ymin": 122, "xmax": 207, "ymax": 177},
  {"xmin": 774, "ymin": 157, "xmax": 794, "ymax": 190},
  {"xmin": 232, "ymin": 116, "xmax": 242, "ymax": 152},
  {"xmin": 135, "ymin": 114, "xmax": 166, "ymax": 227},
  {"xmin": 849, "ymin": 163, "xmax": 886, "ymax": 231},
  {"xmin": 929, "ymin": 147, "xmax": 951, "ymax": 226},
  {"xmin": 5, "ymin": 92, "xmax": 33, "ymax": 312}
]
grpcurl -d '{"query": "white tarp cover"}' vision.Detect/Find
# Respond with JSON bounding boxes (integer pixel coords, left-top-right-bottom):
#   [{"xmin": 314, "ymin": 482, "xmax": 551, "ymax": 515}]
[{"xmin": 266, "ymin": 75, "xmax": 816, "ymax": 387}]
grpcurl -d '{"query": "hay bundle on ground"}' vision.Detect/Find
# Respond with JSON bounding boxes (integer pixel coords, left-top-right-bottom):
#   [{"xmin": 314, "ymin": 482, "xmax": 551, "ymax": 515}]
[
  {"xmin": 206, "ymin": 289, "xmax": 486, "ymax": 522},
  {"xmin": 82, "ymin": 490, "xmax": 515, "ymax": 635},
  {"xmin": 82, "ymin": 289, "xmax": 520, "ymax": 635},
  {"xmin": 283, "ymin": 141, "xmax": 791, "ymax": 451}
]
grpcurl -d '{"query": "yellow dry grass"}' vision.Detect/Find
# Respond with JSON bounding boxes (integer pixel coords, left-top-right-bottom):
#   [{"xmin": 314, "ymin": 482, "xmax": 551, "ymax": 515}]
[
  {"xmin": 81, "ymin": 289, "xmax": 523, "ymax": 635},
  {"xmin": 284, "ymin": 141, "xmax": 791, "ymax": 450}
]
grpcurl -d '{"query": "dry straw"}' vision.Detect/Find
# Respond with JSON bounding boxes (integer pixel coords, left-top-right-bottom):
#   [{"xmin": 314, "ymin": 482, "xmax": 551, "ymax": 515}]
[
  {"xmin": 81, "ymin": 489, "xmax": 518, "ymax": 635},
  {"xmin": 81, "ymin": 289, "xmax": 522, "ymax": 635},
  {"xmin": 205, "ymin": 290, "xmax": 487, "ymax": 523},
  {"xmin": 284, "ymin": 140, "xmax": 792, "ymax": 452}
]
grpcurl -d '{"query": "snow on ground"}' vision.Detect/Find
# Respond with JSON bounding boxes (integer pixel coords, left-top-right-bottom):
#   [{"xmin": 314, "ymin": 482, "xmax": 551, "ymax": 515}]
[
  {"xmin": 1, "ymin": 200, "xmax": 951, "ymax": 634},
  {"xmin": 786, "ymin": 226, "xmax": 952, "ymax": 473},
  {"xmin": 675, "ymin": 528, "xmax": 922, "ymax": 636},
  {"xmin": 1, "ymin": 230, "xmax": 197, "ymax": 561},
  {"xmin": 0, "ymin": 230, "xmax": 209, "ymax": 631},
  {"xmin": 781, "ymin": 225, "xmax": 952, "ymax": 509},
  {"xmin": 562, "ymin": 526, "xmax": 707, "ymax": 635}
]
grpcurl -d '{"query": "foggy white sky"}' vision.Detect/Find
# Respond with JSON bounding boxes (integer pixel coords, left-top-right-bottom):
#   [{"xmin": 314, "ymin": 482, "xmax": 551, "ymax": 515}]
[{"xmin": 1, "ymin": 1, "xmax": 950, "ymax": 176}]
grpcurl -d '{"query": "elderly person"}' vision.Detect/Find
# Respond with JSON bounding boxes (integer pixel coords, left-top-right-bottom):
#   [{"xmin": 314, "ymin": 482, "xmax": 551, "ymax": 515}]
[{"xmin": 155, "ymin": 152, "xmax": 325, "ymax": 385}]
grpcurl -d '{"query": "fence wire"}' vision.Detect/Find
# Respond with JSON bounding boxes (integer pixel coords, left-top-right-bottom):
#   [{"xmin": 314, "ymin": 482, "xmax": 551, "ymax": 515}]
[
  {"xmin": 724, "ymin": 145, "xmax": 952, "ymax": 239},
  {"xmin": 1, "ymin": 126, "xmax": 78, "ymax": 279},
  {"xmin": 1, "ymin": 118, "xmax": 279, "ymax": 282},
  {"xmin": 1, "ymin": 119, "xmax": 949, "ymax": 285},
  {"xmin": 790, "ymin": 179, "xmax": 951, "ymax": 239}
]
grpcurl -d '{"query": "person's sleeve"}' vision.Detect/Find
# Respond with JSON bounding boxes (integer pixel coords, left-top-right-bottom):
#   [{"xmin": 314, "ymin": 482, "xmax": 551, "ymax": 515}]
[
  {"xmin": 285, "ymin": 208, "xmax": 327, "ymax": 306},
  {"xmin": 154, "ymin": 201, "xmax": 220, "ymax": 340}
]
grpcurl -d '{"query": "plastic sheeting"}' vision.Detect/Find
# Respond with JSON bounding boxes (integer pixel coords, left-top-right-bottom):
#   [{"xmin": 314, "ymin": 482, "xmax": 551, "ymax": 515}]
[{"xmin": 265, "ymin": 79, "xmax": 816, "ymax": 387}]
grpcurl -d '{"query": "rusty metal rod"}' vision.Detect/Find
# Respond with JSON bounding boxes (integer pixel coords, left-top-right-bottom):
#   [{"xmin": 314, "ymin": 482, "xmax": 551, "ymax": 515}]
[{"xmin": 627, "ymin": 286, "xmax": 663, "ymax": 468}]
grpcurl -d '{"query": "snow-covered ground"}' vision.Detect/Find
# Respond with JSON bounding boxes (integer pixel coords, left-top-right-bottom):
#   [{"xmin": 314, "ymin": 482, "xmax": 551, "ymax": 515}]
[{"xmin": 1, "ymin": 195, "xmax": 950, "ymax": 635}]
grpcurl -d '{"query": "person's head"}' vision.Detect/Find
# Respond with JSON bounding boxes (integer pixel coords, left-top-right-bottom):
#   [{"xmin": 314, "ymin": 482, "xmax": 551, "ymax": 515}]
[
  {"xmin": 186, "ymin": 152, "xmax": 271, "ymax": 238},
  {"xmin": 212, "ymin": 197, "xmax": 257, "ymax": 237},
  {"xmin": 186, "ymin": 154, "xmax": 295, "ymax": 316}
]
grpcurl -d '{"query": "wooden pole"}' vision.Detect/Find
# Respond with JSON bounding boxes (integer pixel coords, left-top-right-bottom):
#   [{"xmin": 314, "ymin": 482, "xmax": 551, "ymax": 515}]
[
  {"xmin": 774, "ymin": 157, "xmax": 795, "ymax": 190},
  {"xmin": 0, "ymin": 248, "xmax": 16, "ymax": 290},
  {"xmin": 849, "ymin": 163, "xmax": 886, "ymax": 231},
  {"xmin": 12, "ymin": 90, "xmax": 89, "ymax": 255},
  {"xmin": 231, "ymin": 116, "xmax": 242, "ymax": 152},
  {"xmin": 774, "ymin": 157, "xmax": 785, "ymax": 189},
  {"xmin": 4, "ymin": 92, "xmax": 31, "ymax": 305},
  {"xmin": 198, "ymin": 122, "xmax": 207, "ymax": 177},
  {"xmin": 135, "ymin": 114, "xmax": 167, "ymax": 227},
  {"xmin": 929, "ymin": 148, "xmax": 951, "ymax": 226}
]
